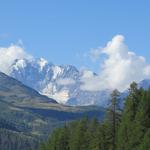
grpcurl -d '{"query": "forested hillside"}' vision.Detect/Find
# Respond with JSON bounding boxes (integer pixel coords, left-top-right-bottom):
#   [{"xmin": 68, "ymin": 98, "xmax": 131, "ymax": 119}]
[
  {"xmin": 41, "ymin": 82, "xmax": 150, "ymax": 150},
  {"xmin": 0, "ymin": 72, "xmax": 106, "ymax": 150},
  {"xmin": 0, "ymin": 129, "xmax": 38, "ymax": 150}
]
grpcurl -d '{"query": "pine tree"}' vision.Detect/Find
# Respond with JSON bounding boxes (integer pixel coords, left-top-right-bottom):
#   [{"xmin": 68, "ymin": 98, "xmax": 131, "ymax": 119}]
[
  {"xmin": 107, "ymin": 89, "xmax": 120, "ymax": 150},
  {"xmin": 39, "ymin": 143, "xmax": 46, "ymax": 150},
  {"xmin": 117, "ymin": 82, "xmax": 142, "ymax": 150},
  {"xmin": 88, "ymin": 118, "xmax": 100, "ymax": 150},
  {"xmin": 139, "ymin": 129, "xmax": 150, "ymax": 150},
  {"xmin": 69, "ymin": 117, "xmax": 89, "ymax": 150}
]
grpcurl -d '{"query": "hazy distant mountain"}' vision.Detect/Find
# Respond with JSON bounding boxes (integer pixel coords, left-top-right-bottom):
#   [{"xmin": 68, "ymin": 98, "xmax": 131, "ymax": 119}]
[{"xmin": 138, "ymin": 79, "xmax": 150, "ymax": 90}]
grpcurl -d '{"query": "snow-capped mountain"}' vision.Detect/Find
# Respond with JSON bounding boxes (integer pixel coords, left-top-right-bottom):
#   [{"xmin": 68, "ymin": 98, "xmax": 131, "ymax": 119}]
[
  {"xmin": 9, "ymin": 58, "xmax": 112, "ymax": 106},
  {"xmin": 8, "ymin": 58, "xmax": 150, "ymax": 107},
  {"xmin": 138, "ymin": 79, "xmax": 150, "ymax": 90}
]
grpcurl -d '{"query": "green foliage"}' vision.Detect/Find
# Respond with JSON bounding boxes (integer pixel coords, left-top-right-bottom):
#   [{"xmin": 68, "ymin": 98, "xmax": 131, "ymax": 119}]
[
  {"xmin": 42, "ymin": 118, "xmax": 106, "ymax": 150},
  {"xmin": 139, "ymin": 129, "xmax": 150, "ymax": 150},
  {"xmin": 117, "ymin": 83, "xmax": 150, "ymax": 150},
  {"xmin": 0, "ymin": 128, "xmax": 38, "ymax": 150},
  {"xmin": 0, "ymin": 95, "xmax": 105, "ymax": 150},
  {"xmin": 41, "ymin": 82, "xmax": 150, "ymax": 150}
]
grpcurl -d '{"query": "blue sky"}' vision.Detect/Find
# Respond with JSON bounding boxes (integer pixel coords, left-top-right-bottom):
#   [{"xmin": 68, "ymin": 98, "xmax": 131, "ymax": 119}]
[{"xmin": 0, "ymin": 0, "xmax": 149, "ymax": 72}]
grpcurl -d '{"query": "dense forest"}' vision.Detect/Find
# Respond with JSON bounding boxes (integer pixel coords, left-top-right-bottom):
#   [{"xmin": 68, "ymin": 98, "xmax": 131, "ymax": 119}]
[
  {"xmin": 0, "ymin": 128, "xmax": 38, "ymax": 150},
  {"xmin": 40, "ymin": 82, "xmax": 150, "ymax": 150}
]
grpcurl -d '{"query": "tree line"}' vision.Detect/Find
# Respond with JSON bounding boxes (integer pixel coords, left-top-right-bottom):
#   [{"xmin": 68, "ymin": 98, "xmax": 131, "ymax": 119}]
[{"xmin": 40, "ymin": 82, "xmax": 150, "ymax": 150}]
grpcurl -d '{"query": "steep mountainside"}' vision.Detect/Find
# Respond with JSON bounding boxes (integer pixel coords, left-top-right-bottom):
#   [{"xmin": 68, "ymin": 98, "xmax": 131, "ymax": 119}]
[{"xmin": 0, "ymin": 72, "xmax": 57, "ymax": 106}]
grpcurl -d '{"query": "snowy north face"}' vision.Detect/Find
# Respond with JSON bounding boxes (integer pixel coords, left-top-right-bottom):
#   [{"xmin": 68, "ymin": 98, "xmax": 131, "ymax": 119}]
[{"xmin": 8, "ymin": 58, "xmax": 112, "ymax": 106}]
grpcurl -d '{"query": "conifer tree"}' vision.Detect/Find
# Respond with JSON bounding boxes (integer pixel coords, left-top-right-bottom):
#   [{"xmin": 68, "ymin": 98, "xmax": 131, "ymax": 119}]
[
  {"xmin": 139, "ymin": 129, "xmax": 150, "ymax": 150},
  {"xmin": 117, "ymin": 82, "xmax": 141, "ymax": 150},
  {"xmin": 107, "ymin": 89, "xmax": 120, "ymax": 150},
  {"xmin": 40, "ymin": 82, "xmax": 150, "ymax": 150}
]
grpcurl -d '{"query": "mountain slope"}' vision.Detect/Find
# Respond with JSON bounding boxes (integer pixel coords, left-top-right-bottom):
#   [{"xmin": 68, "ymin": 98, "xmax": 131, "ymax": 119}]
[
  {"xmin": 0, "ymin": 72, "xmax": 105, "ymax": 150},
  {"xmin": 0, "ymin": 71, "xmax": 57, "ymax": 106}
]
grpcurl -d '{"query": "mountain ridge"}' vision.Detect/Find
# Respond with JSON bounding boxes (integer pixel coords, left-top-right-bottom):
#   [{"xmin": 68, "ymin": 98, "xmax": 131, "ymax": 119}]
[
  {"xmin": 10, "ymin": 58, "xmax": 112, "ymax": 106},
  {"xmin": 7, "ymin": 58, "xmax": 150, "ymax": 107}
]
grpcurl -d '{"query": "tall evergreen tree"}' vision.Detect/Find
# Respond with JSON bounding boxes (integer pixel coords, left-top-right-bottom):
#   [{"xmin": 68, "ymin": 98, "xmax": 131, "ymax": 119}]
[
  {"xmin": 117, "ymin": 82, "xmax": 142, "ymax": 150},
  {"xmin": 139, "ymin": 128, "xmax": 150, "ymax": 150},
  {"xmin": 107, "ymin": 89, "xmax": 120, "ymax": 150}
]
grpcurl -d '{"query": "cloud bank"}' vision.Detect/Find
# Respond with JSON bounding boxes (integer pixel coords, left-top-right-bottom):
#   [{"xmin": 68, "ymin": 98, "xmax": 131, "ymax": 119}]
[
  {"xmin": 0, "ymin": 44, "xmax": 31, "ymax": 74},
  {"xmin": 0, "ymin": 35, "xmax": 150, "ymax": 92},
  {"xmin": 88, "ymin": 48, "xmax": 102, "ymax": 62},
  {"xmin": 81, "ymin": 35, "xmax": 150, "ymax": 91},
  {"xmin": 57, "ymin": 78, "xmax": 75, "ymax": 85}
]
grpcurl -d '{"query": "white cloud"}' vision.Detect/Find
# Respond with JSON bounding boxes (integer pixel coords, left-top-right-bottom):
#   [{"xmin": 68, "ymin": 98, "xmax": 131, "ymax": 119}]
[
  {"xmin": 57, "ymin": 78, "xmax": 75, "ymax": 85},
  {"xmin": 80, "ymin": 35, "xmax": 150, "ymax": 91},
  {"xmin": 88, "ymin": 48, "xmax": 102, "ymax": 62},
  {"xmin": 1, "ymin": 36, "xmax": 150, "ymax": 93},
  {"xmin": 0, "ymin": 44, "xmax": 31, "ymax": 74},
  {"xmin": 80, "ymin": 70, "xmax": 105, "ymax": 91}
]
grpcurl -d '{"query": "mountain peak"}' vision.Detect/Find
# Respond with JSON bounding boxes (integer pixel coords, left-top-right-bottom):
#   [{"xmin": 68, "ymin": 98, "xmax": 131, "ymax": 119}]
[
  {"xmin": 9, "ymin": 58, "xmax": 98, "ymax": 105},
  {"xmin": 8, "ymin": 57, "xmax": 150, "ymax": 106},
  {"xmin": 13, "ymin": 59, "xmax": 27, "ymax": 70},
  {"xmin": 37, "ymin": 58, "xmax": 48, "ymax": 71}
]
